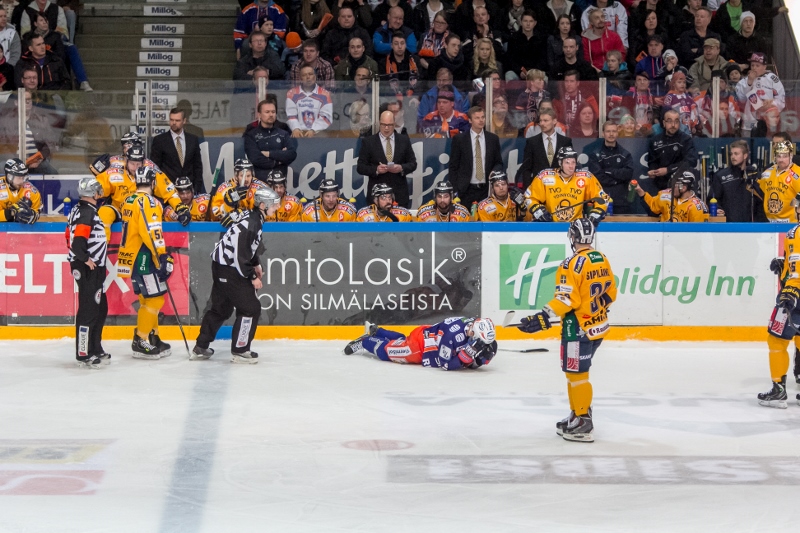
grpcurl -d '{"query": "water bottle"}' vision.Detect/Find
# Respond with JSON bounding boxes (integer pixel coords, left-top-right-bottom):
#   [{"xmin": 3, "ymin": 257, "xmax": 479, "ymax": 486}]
[
  {"xmin": 606, "ymin": 199, "xmax": 613, "ymax": 216},
  {"xmin": 627, "ymin": 180, "xmax": 638, "ymax": 203},
  {"xmin": 709, "ymin": 198, "xmax": 718, "ymax": 217},
  {"xmin": 470, "ymin": 201, "xmax": 478, "ymax": 220},
  {"xmin": 62, "ymin": 196, "xmax": 72, "ymax": 216}
]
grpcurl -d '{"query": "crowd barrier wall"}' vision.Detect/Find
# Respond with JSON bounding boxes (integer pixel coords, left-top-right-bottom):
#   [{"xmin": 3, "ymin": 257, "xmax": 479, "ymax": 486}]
[{"xmin": 0, "ymin": 222, "xmax": 785, "ymax": 342}]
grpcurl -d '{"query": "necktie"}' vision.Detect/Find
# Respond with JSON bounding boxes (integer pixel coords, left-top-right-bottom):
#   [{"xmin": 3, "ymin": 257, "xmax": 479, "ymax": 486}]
[
  {"xmin": 176, "ymin": 136, "xmax": 184, "ymax": 166},
  {"xmin": 547, "ymin": 136, "xmax": 554, "ymax": 166},
  {"xmin": 475, "ymin": 136, "xmax": 484, "ymax": 182},
  {"xmin": 385, "ymin": 137, "xmax": 393, "ymax": 162}
]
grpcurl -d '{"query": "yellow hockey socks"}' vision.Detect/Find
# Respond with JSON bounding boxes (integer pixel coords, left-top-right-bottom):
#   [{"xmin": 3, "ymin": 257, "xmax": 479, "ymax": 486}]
[{"xmin": 566, "ymin": 372, "xmax": 593, "ymax": 417}]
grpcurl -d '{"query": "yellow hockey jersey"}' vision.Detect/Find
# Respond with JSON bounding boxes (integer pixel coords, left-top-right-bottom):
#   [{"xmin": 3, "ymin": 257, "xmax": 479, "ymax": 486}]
[
  {"xmin": 415, "ymin": 201, "xmax": 471, "ymax": 222},
  {"xmin": 210, "ymin": 179, "xmax": 269, "ymax": 221},
  {"xmin": 642, "ymin": 190, "xmax": 709, "ymax": 222},
  {"xmin": 0, "ymin": 180, "xmax": 42, "ymax": 221},
  {"xmin": 164, "ymin": 194, "xmax": 210, "ymax": 222},
  {"xmin": 265, "ymin": 195, "xmax": 303, "ymax": 222},
  {"xmin": 300, "ymin": 198, "xmax": 357, "ymax": 222},
  {"xmin": 95, "ymin": 166, "xmax": 182, "ymax": 214},
  {"xmin": 476, "ymin": 196, "xmax": 530, "ymax": 222},
  {"xmin": 758, "ymin": 163, "xmax": 800, "ymax": 223},
  {"xmin": 117, "ymin": 192, "xmax": 166, "ymax": 278},
  {"xmin": 356, "ymin": 204, "xmax": 413, "ymax": 222},
  {"xmin": 548, "ymin": 248, "xmax": 617, "ymax": 340},
  {"xmin": 524, "ymin": 169, "xmax": 610, "ymax": 222},
  {"xmin": 781, "ymin": 225, "xmax": 800, "ymax": 291}
]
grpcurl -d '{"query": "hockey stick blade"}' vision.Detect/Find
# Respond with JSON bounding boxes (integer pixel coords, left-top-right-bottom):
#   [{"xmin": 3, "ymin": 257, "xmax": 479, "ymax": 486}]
[
  {"xmin": 501, "ymin": 310, "xmax": 517, "ymax": 327},
  {"xmin": 499, "ymin": 348, "xmax": 550, "ymax": 353}
]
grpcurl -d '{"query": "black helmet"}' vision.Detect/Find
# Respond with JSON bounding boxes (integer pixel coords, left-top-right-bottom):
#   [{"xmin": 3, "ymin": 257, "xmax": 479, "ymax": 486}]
[
  {"xmin": 556, "ymin": 146, "xmax": 579, "ymax": 165},
  {"xmin": 127, "ymin": 143, "xmax": 145, "ymax": 162},
  {"xmin": 121, "ymin": 131, "xmax": 142, "ymax": 146},
  {"xmin": 434, "ymin": 180, "xmax": 454, "ymax": 196},
  {"xmin": 266, "ymin": 169, "xmax": 286, "ymax": 186},
  {"xmin": 4, "ymin": 158, "xmax": 28, "ymax": 178},
  {"xmin": 174, "ymin": 176, "xmax": 193, "ymax": 191},
  {"xmin": 371, "ymin": 183, "xmax": 393, "ymax": 199},
  {"xmin": 135, "ymin": 167, "xmax": 156, "ymax": 187},
  {"xmin": 674, "ymin": 170, "xmax": 696, "ymax": 189},
  {"xmin": 488, "ymin": 170, "xmax": 508, "ymax": 184},
  {"xmin": 568, "ymin": 217, "xmax": 596, "ymax": 247},
  {"xmin": 318, "ymin": 178, "xmax": 340, "ymax": 194},
  {"xmin": 234, "ymin": 158, "xmax": 254, "ymax": 173}
]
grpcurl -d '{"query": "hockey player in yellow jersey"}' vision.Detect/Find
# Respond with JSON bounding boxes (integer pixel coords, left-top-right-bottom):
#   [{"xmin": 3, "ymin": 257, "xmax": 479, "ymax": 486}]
[
  {"xmin": 94, "ymin": 144, "xmax": 189, "ymax": 239},
  {"xmin": 88, "ymin": 131, "xmax": 142, "ymax": 176},
  {"xmin": 517, "ymin": 218, "xmax": 617, "ymax": 442},
  {"xmin": 211, "ymin": 158, "xmax": 269, "ymax": 222},
  {"xmin": 117, "ymin": 167, "xmax": 174, "ymax": 360},
  {"xmin": 525, "ymin": 147, "xmax": 610, "ymax": 224},
  {"xmin": 264, "ymin": 169, "xmax": 302, "ymax": 222},
  {"xmin": 357, "ymin": 183, "xmax": 413, "ymax": 222},
  {"xmin": 755, "ymin": 141, "xmax": 800, "ymax": 223},
  {"xmin": 164, "ymin": 177, "xmax": 210, "ymax": 222},
  {"xmin": 300, "ymin": 178, "xmax": 357, "ymax": 222},
  {"xmin": 415, "ymin": 180, "xmax": 471, "ymax": 222},
  {"xmin": 761, "ymin": 193, "xmax": 800, "ymax": 408},
  {"xmin": 0, "ymin": 158, "xmax": 42, "ymax": 224},
  {"xmin": 634, "ymin": 170, "xmax": 709, "ymax": 222},
  {"xmin": 476, "ymin": 171, "xmax": 529, "ymax": 222}
]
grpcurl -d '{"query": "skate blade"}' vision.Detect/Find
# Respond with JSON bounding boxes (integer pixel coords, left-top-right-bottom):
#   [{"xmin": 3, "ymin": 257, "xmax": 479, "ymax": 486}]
[
  {"xmin": 132, "ymin": 352, "xmax": 161, "ymax": 360},
  {"xmin": 758, "ymin": 399, "xmax": 788, "ymax": 409},
  {"xmin": 189, "ymin": 353, "xmax": 212, "ymax": 361},
  {"xmin": 556, "ymin": 428, "xmax": 564, "ymax": 436},
  {"xmin": 76, "ymin": 361, "xmax": 101, "ymax": 369},
  {"xmin": 231, "ymin": 355, "xmax": 258, "ymax": 364},
  {"xmin": 562, "ymin": 432, "xmax": 594, "ymax": 443},
  {"xmin": 159, "ymin": 349, "xmax": 172, "ymax": 358}
]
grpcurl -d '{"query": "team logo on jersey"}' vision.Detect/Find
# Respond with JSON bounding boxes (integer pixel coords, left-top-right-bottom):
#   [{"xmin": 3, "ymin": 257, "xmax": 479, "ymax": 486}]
[
  {"xmin": 768, "ymin": 192, "xmax": 783, "ymax": 215},
  {"xmin": 554, "ymin": 199, "xmax": 573, "ymax": 222},
  {"xmin": 576, "ymin": 178, "xmax": 585, "ymax": 188}
]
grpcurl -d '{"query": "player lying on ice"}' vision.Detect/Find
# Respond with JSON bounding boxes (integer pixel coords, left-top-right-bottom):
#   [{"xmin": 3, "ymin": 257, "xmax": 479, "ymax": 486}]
[{"xmin": 343, "ymin": 317, "xmax": 498, "ymax": 370}]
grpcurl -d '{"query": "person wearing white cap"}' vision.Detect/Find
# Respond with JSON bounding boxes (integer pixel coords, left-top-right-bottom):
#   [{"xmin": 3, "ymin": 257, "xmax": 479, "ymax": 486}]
[
  {"xmin": 655, "ymin": 48, "xmax": 691, "ymax": 94},
  {"xmin": 726, "ymin": 10, "xmax": 771, "ymax": 68},
  {"xmin": 735, "ymin": 51, "xmax": 785, "ymax": 137}
]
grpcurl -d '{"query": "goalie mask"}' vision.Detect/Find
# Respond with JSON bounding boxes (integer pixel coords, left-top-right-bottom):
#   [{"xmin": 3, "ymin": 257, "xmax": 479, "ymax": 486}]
[{"xmin": 773, "ymin": 140, "xmax": 796, "ymax": 158}]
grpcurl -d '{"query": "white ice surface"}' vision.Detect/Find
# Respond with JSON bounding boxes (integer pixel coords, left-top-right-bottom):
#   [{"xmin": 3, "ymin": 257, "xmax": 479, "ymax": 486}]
[{"xmin": 1, "ymin": 339, "xmax": 799, "ymax": 533}]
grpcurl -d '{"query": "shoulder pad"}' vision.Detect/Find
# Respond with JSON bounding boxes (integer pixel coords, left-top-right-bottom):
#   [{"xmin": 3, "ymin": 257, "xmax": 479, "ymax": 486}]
[
  {"xmin": 195, "ymin": 193, "xmax": 211, "ymax": 201},
  {"xmin": 284, "ymin": 194, "xmax": 299, "ymax": 203},
  {"xmin": 537, "ymin": 169, "xmax": 557, "ymax": 178},
  {"xmin": 478, "ymin": 198, "xmax": 493, "ymax": 208},
  {"xmin": 453, "ymin": 204, "xmax": 470, "ymax": 215},
  {"xmin": 574, "ymin": 170, "xmax": 591, "ymax": 177},
  {"xmin": 22, "ymin": 182, "xmax": 39, "ymax": 193},
  {"xmin": 391, "ymin": 206, "xmax": 411, "ymax": 216}
]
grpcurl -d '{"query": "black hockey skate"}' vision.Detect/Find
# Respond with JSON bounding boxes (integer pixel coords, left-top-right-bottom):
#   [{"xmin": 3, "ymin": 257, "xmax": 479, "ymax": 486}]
[
  {"xmin": 190, "ymin": 345, "xmax": 214, "ymax": 361},
  {"xmin": 343, "ymin": 334, "xmax": 369, "ymax": 355},
  {"xmin": 757, "ymin": 376, "xmax": 788, "ymax": 409},
  {"xmin": 76, "ymin": 355, "xmax": 103, "ymax": 369},
  {"xmin": 149, "ymin": 331, "xmax": 171, "ymax": 357},
  {"xmin": 132, "ymin": 333, "xmax": 161, "ymax": 360},
  {"xmin": 365, "ymin": 321, "xmax": 378, "ymax": 336},
  {"xmin": 562, "ymin": 412, "xmax": 594, "ymax": 442},
  {"xmin": 95, "ymin": 352, "xmax": 111, "ymax": 365},
  {"xmin": 231, "ymin": 350, "xmax": 258, "ymax": 364},
  {"xmin": 556, "ymin": 408, "xmax": 591, "ymax": 436}
]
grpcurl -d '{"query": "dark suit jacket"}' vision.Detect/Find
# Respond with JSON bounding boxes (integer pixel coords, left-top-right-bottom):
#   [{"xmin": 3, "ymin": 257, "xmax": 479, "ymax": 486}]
[
  {"xmin": 520, "ymin": 133, "xmax": 572, "ymax": 191},
  {"xmin": 448, "ymin": 129, "xmax": 503, "ymax": 200},
  {"xmin": 356, "ymin": 133, "xmax": 417, "ymax": 208},
  {"xmin": 150, "ymin": 130, "xmax": 204, "ymax": 193}
]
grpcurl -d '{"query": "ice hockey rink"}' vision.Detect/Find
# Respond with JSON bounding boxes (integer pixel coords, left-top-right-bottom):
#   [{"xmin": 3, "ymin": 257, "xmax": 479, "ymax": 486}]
[{"xmin": 2, "ymin": 338, "xmax": 798, "ymax": 533}]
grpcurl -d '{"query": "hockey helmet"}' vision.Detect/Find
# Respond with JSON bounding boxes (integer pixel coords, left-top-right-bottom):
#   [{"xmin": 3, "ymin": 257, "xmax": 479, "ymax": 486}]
[
  {"xmin": 434, "ymin": 180, "xmax": 454, "ymax": 196},
  {"xmin": 470, "ymin": 318, "xmax": 496, "ymax": 345},
  {"xmin": 174, "ymin": 176, "xmax": 193, "ymax": 191},
  {"xmin": 77, "ymin": 177, "xmax": 103, "ymax": 198},
  {"xmin": 318, "ymin": 178, "xmax": 340, "ymax": 194},
  {"xmin": 556, "ymin": 146, "xmax": 579, "ymax": 165},
  {"xmin": 265, "ymin": 169, "xmax": 287, "ymax": 186},
  {"xmin": 234, "ymin": 158, "xmax": 254, "ymax": 173},
  {"xmin": 254, "ymin": 186, "xmax": 281, "ymax": 208},
  {"xmin": 488, "ymin": 170, "xmax": 508, "ymax": 184},
  {"xmin": 371, "ymin": 183, "xmax": 393, "ymax": 199},
  {"xmin": 773, "ymin": 140, "xmax": 796, "ymax": 158},
  {"xmin": 674, "ymin": 170, "xmax": 696, "ymax": 189},
  {"xmin": 127, "ymin": 143, "xmax": 145, "ymax": 162},
  {"xmin": 4, "ymin": 158, "xmax": 28, "ymax": 178},
  {"xmin": 568, "ymin": 218, "xmax": 596, "ymax": 247},
  {"xmin": 134, "ymin": 167, "xmax": 156, "ymax": 187},
  {"xmin": 120, "ymin": 131, "xmax": 142, "ymax": 147}
]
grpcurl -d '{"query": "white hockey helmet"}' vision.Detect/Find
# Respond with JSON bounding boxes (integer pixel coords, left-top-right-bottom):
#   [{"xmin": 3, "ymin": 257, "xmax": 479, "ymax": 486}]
[{"xmin": 471, "ymin": 318, "xmax": 496, "ymax": 344}]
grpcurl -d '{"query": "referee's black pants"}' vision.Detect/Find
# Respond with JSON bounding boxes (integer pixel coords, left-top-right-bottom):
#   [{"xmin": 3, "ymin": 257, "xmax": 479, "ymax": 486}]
[
  {"xmin": 72, "ymin": 260, "xmax": 108, "ymax": 358},
  {"xmin": 196, "ymin": 262, "xmax": 261, "ymax": 353}
]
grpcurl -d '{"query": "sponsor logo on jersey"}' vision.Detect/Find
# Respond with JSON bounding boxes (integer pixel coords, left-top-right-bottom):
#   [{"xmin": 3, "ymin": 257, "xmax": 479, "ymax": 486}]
[
  {"xmin": 587, "ymin": 323, "xmax": 609, "ymax": 337},
  {"xmin": 387, "ymin": 345, "xmax": 412, "ymax": 357},
  {"xmin": 440, "ymin": 346, "xmax": 451, "ymax": 360}
]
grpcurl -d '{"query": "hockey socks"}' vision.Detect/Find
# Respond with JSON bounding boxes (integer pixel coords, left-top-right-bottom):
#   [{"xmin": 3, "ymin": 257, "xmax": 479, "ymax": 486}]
[
  {"xmin": 136, "ymin": 294, "xmax": 164, "ymax": 340},
  {"xmin": 566, "ymin": 372, "xmax": 593, "ymax": 417},
  {"xmin": 374, "ymin": 328, "xmax": 405, "ymax": 341},
  {"xmin": 767, "ymin": 335, "xmax": 790, "ymax": 382}
]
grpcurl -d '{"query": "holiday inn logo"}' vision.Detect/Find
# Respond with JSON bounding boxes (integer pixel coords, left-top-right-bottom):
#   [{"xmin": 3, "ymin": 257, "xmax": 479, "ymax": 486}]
[{"xmin": 500, "ymin": 244, "xmax": 567, "ymax": 310}]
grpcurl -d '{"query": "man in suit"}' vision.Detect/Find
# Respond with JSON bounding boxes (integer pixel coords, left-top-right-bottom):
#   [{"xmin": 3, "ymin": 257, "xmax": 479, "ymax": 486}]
[
  {"xmin": 356, "ymin": 110, "xmax": 417, "ymax": 208},
  {"xmin": 519, "ymin": 108, "xmax": 572, "ymax": 191},
  {"xmin": 150, "ymin": 108, "xmax": 204, "ymax": 192},
  {"xmin": 448, "ymin": 106, "xmax": 503, "ymax": 209}
]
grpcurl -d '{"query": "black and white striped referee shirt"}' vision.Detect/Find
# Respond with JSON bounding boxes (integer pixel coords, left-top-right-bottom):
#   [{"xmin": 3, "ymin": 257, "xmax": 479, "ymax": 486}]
[
  {"xmin": 66, "ymin": 200, "xmax": 107, "ymax": 266},
  {"xmin": 211, "ymin": 209, "xmax": 263, "ymax": 279}
]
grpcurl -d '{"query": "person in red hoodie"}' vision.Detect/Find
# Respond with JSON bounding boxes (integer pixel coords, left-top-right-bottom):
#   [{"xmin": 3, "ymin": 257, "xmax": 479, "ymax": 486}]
[{"xmin": 581, "ymin": 8, "xmax": 625, "ymax": 72}]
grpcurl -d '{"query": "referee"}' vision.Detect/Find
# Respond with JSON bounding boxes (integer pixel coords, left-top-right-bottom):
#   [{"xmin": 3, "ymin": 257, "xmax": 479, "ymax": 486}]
[
  {"xmin": 67, "ymin": 177, "xmax": 109, "ymax": 368},
  {"xmin": 192, "ymin": 186, "xmax": 281, "ymax": 364}
]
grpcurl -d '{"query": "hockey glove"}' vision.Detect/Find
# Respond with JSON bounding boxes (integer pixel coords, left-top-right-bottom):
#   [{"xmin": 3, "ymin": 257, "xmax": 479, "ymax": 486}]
[
  {"xmin": 220, "ymin": 208, "xmax": 245, "ymax": 228},
  {"xmin": 16, "ymin": 207, "xmax": 39, "ymax": 224},
  {"xmin": 530, "ymin": 204, "xmax": 553, "ymax": 222},
  {"xmin": 157, "ymin": 254, "xmax": 174, "ymax": 281},
  {"xmin": 175, "ymin": 204, "xmax": 191, "ymax": 226},
  {"xmin": 587, "ymin": 207, "xmax": 606, "ymax": 226},
  {"xmin": 777, "ymin": 286, "xmax": 800, "ymax": 311},
  {"xmin": 89, "ymin": 153, "xmax": 111, "ymax": 176},
  {"xmin": 470, "ymin": 341, "xmax": 498, "ymax": 368},
  {"xmin": 518, "ymin": 312, "xmax": 551, "ymax": 334},
  {"xmin": 770, "ymin": 257, "xmax": 785, "ymax": 276},
  {"xmin": 508, "ymin": 187, "xmax": 526, "ymax": 208},
  {"xmin": 223, "ymin": 186, "xmax": 250, "ymax": 208},
  {"xmin": 3, "ymin": 204, "xmax": 17, "ymax": 222},
  {"xmin": 456, "ymin": 340, "xmax": 479, "ymax": 366}
]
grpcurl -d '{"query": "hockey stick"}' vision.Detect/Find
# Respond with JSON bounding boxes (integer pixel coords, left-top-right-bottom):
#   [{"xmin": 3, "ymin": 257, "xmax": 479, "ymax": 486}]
[
  {"xmin": 502, "ymin": 310, "xmax": 561, "ymax": 328},
  {"xmin": 499, "ymin": 347, "xmax": 549, "ymax": 353},
  {"xmin": 138, "ymin": 199, "xmax": 192, "ymax": 358},
  {"xmin": 204, "ymin": 166, "xmax": 223, "ymax": 221},
  {"xmin": 550, "ymin": 196, "xmax": 606, "ymax": 216}
]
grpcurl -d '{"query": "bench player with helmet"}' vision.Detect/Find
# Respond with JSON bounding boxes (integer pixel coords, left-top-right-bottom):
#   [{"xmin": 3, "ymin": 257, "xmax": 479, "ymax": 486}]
[
  {"xmin": 343, "ymin": 317, "xmax": 497, "ymax": 370},
  {"xmin": 0, "ymin": 158, "xmax": 42, "ymax": 224},
  {"xmin": 300, "ymin": 178, "xmax": 357, "ymax": 222},
  {"xmin": 356, "ymin": 183, "xmax": 413, "ymax": 222},
  {"xmin": 516, "ymin": 218, "xmax": 617, "ymax": 442},
  {"xmin": 415, "ymin": 180, "xmax": 471, "ymax": 222},
  {"xmin": 211, "ymin": 158, "xmax": 270, "ymax": 223},
  {"xmin": 634, "ymin": 170, "xmax": 708, "ymax": 222},
  {"xmin": 476, "ymin": 170, "xmax": 529, "ymax": 222},
  {"xmin": 163, "ymin": 176, "xmax": 210, "ymax": 222},
  {"xmin": 264, "ymin": 169, "xmax": 303, "ymax": 222},
  {"xmin": 752, "ymin": 140, "xmax": 800, "ymax": 223}
]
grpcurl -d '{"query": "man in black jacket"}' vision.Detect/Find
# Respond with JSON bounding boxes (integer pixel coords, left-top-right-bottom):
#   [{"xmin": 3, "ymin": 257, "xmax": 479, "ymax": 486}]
[
  {"xmin": 322, "ymin": 7, "xmax": 372, "ymax": 65},
  {"xmin": 150, "ymin": 108, "xmax": 204, "ymax": 192},
  {"xmin": 710, "ymin": 139, "xmax": 766, "ymax": 223},
  {"xmin": 233, "ymin": 31, "xmax": 285, "ymax": 80},
  {"xmin": 356, "ymin": 109, "xmax": 417, "ymax": 208},
  {"xmin": 520, "ymin": 108, "xmax": 572, "ymax": 191},
  {"xmin": 506, "ymin": 10, "xmax": 547, "ymax": 79},
  {"xmin": 549, "ymin": 36, "xmax": 598, "ymax": 83},
  {"xmin": 193, "ymin": 186, "xmax": 281, "ymax": 364},
  {"xmin": 14, "ymin": 33, "xmax": 69, "ymax": 89},
  {"xmin": 244, "ymin": 99, "xmax": 298, "ymax": 181},
  {"xmin": 425, "ymin": 34, "xmax": 471, "ymax": 81},
  {"xmin": 647, "ymin": 109, "xmax": 698, "ymax": 191},
  {"xmin": 448, "ymin": 106, "xmax": 503, "ymax": 208},
  {"xmin": 585, "ymin": 121, "xmax": 635, "ymax": 213}
]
